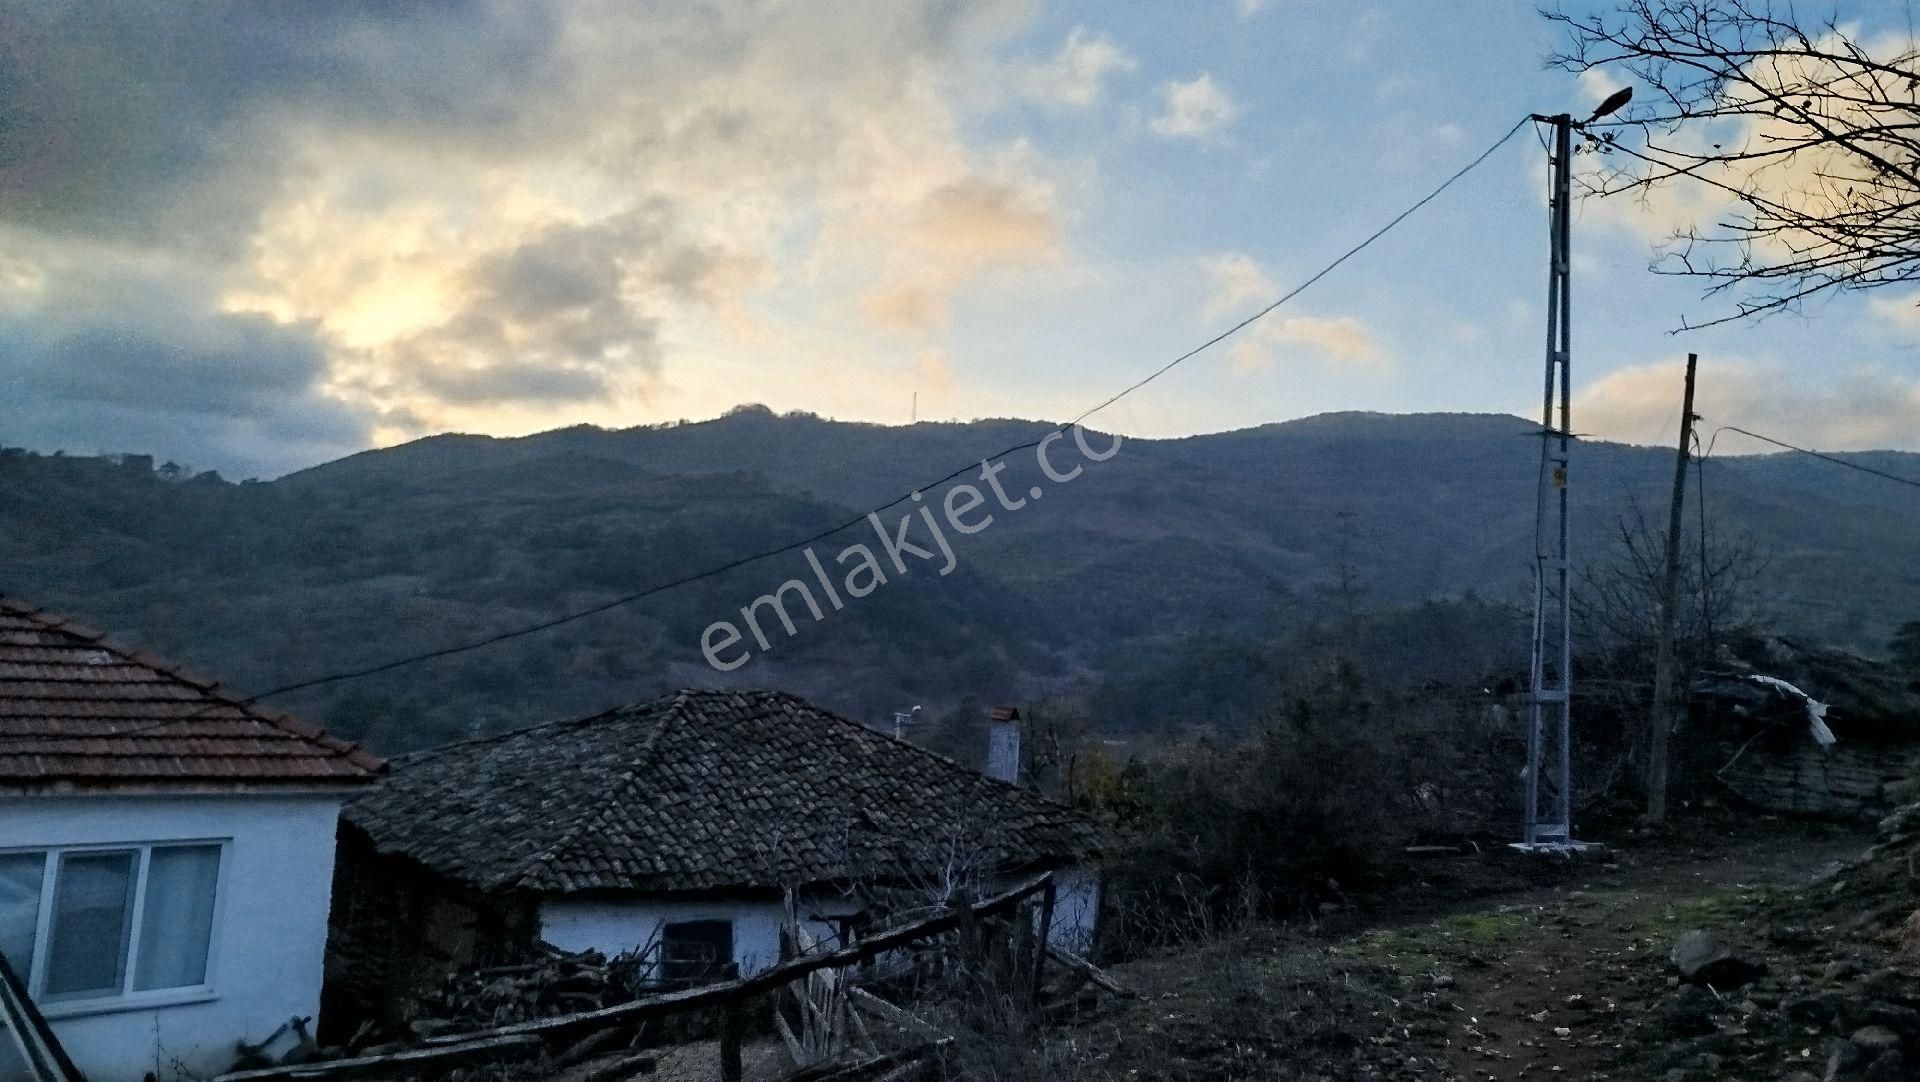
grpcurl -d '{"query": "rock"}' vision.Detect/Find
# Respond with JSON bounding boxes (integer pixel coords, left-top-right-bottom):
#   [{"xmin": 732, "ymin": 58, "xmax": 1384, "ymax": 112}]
[
  {"xmin": 1652, "ymin": 1032, "xmax": 1733, "ymax": 1073},
  {"xmin": 1779, "ymin": 1072, "xmax": 1820, "ymax": 1082},
  {"xmin": 1861, "ymin": 968, "xmax": 1918, "ymax": 1002},
  {"xmin": 1861, "ymin": 1001, "xmax": 1920, "ymax": 1036},
  {"xmin": 1648, "ymin": 985, "xmax": 1719, "ymax": 1039},
  {"xmin": 1783, "ymin": 990, "xmax": 1852, "ymax": 1025},
  {"xmin": 1877, "ymin": 802, "xmax": 1920, "ymax": 839},
  {"xmin": 1670, "ymin": 929, "xmax": 1762, "ymax": 987},
  {"xmin": 1828, "ymin": 1039, "xmax": 1865, "ymax": 1077},
  {"xmin": 1825, "ymin": 959, "xmax": 1865, "ymax": 982},
  {"xmin": 1851, "ymin": 1024, "xmax": 1903, "ymax": 1053},
  {"xmin": 1863, "ymin": 1049, "xmax": 1908, "ymax": 1082}
]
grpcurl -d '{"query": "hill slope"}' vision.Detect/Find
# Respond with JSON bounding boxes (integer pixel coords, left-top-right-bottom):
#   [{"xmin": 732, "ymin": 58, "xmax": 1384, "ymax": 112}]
[{"xmin": 2, "ymin": 408, "xmax": 1916, "ymax": 752}]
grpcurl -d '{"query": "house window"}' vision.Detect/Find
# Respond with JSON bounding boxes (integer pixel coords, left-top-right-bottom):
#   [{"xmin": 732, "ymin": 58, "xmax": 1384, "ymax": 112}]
[
  {"xmin": 659, "ymin": 920, "xmax": 732, "ymax": 984},
  {"xmin": 0, "ymin": 842, "xmax": 223, "ymax": 1004}
]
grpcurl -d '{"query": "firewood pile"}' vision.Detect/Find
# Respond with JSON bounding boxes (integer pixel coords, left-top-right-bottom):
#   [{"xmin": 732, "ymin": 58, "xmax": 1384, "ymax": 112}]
[{"xmin": 411, "ymin": 944, "xmax": 659, "ymax": 1035}]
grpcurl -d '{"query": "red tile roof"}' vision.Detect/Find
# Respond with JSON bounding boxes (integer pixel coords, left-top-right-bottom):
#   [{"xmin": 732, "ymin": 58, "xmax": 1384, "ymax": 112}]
[{"xmin": 0, "ymin": 597, "xmax": 382, "ymax": 788}]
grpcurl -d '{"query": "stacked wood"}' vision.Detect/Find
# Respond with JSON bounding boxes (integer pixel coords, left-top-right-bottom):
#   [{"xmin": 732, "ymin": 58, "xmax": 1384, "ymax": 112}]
[
  {"xmin": 412, "ymin": 945, "xmax": 657, "ymax": 1032},
  {"xmin": 211, "ymin": 875, "xmax": 1094, "ymax": 1082}
]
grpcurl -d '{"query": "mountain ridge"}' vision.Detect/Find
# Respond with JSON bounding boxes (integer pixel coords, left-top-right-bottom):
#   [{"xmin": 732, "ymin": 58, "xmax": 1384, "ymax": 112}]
[{"xmin": 1, "ymin": 409, "xmax": 1915, "ymax": 752}]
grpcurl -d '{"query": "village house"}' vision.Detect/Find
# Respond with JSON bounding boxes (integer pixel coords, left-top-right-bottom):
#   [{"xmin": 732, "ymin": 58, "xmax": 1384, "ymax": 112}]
[
  {"xmin": 329, "ymin": 689, "xmax": 1101, "ymax": 1029},
  {"xmin": 1693, "ymin": 635, "xmax": 1920, "ymax": 819},
  {"xmin": 0, "ymin": 597, "xmax": 382, "ymax": 1080}
]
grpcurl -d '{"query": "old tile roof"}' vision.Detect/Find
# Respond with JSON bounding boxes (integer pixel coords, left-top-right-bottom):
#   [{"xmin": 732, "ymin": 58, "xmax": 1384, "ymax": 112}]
[
  {"xmin": 0, "ymin": 597, "xmax": 383, "ymax": 788},
  {"xmin": 344, "ymin": 689, "xmax": 1101, "ymax": 895}
]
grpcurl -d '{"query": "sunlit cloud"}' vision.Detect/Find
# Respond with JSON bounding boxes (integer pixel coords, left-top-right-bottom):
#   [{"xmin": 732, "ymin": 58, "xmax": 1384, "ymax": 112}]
[
  {"xmin": 0, "ymin": 0, "xmax": 1083, "ymax": 473},
  {"xmin": 1576, "ymin": 356, "xmax": 1920, "ymax": 451},
  {"xmin": 1228, "ymin": 314, "xmax": 1387, "ymax": 375},
  {"xmin": 1018, "ymin": 27, "xmax": 1137, "ymax": 109},
  {"xmin": 1151, "ymin": 73, "xmax": 1241, "ymax": 140},
  {"xmin": 1201, "ymin": 252, "xmax": 1278, "ymax": 318}
]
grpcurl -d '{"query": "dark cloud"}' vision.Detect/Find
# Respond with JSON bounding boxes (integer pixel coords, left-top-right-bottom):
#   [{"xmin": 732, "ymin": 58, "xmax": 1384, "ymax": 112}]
[
  {"xmin": 0, "ymin": 1, "xmax": 563, "ymax": 248},
  {"xmin": 382, "ymin": 210, "xmax": 745, "ymax": 407},
  {"xmin": 0, "ymin": 285, "xmax": 374, "ymax": 478},
  {"xmin": 411, "ymin": 360, "xmax": 614, "ymax": 407}
]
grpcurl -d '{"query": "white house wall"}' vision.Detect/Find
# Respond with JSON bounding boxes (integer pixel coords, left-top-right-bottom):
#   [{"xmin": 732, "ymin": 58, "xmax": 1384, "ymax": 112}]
[
  {"xmin": 540, "ymin": 891, "xmax": 863, "ymax": 977},
  {"xmin": 1045, "ymin": 866, "xmax": 1101, "ymax": 955},
  {"xmin": 0, "ymin": 791, "xmax": 345, "ymax": 1082},
  {"xmin": 539, "ymin": 865, "xmax": 1101, "ymax": 978}
]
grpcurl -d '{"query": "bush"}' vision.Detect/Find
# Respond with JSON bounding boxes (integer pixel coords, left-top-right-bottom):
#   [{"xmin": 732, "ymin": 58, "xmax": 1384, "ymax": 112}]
[{"xmin": 1095, "ymin": 662, "xmax": 1518, "ymax": 952}]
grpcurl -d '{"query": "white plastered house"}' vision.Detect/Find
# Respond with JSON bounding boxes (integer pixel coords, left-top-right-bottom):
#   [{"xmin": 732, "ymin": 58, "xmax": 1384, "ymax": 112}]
[
  {"xmin": 0, "ymin": 598, "xmax": 381, "ymax": 1080},
  {"xmin": 329, "ymin": 690, "xmax": 1102, "ymax": 1026}
]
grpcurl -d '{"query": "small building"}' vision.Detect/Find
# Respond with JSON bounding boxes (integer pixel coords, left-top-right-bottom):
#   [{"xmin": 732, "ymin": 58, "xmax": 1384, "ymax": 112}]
[
  {"xmin": 1695, "ymin": 636, "xmax": 1920, "ymax": 819},
  {"xmin": 331, "ymin": 690, "xmax": 1101, "ymax": 1027},
  {"xmin": 0, "ymin": 597, "xmax": 382, "ymax": 1080}
]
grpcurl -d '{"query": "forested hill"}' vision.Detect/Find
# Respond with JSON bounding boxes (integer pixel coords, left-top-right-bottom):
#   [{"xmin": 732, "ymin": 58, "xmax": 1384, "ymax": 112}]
[{"xmin": 2, "ymin": 407, "xmax": 1916, "ymax": 753}]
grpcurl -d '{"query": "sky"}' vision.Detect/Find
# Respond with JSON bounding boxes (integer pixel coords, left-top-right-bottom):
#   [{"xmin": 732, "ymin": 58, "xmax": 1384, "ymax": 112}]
[{"xmin": 1, "ymin": 1, "xmax": 1918, "ymax": 479}]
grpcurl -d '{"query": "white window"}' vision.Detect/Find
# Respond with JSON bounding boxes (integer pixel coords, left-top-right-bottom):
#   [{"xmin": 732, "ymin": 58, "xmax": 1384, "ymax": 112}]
[{"xmin": 0, "ymin": 843, "xmax": 223, "ymax": 1005}]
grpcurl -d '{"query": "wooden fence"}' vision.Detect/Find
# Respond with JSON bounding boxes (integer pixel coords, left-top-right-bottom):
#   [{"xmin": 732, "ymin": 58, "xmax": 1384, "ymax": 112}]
[{"xmin": 215, "ymin": 871, "xmax": 1125, "ymax": 1082}]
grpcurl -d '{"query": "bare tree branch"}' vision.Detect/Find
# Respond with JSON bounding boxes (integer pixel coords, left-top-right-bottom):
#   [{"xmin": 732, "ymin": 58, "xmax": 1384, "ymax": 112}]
[{"xmin": 1546, "ymin": 1, "xmax": 1920, "ymax": 327}]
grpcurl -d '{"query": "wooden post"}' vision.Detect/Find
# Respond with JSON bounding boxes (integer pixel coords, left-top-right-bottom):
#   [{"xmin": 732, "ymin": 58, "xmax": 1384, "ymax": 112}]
[
  {"xmin": 1030, "ymin": 882, "xmax": 1057, "ymax": 1009},
  {"xmin": 718, "ymin": 999, "xmax": 743, "ymax": 1082},
  {"xmin": 1645, "ymin": 352, "xmax": 1699, "ymax": 825}
]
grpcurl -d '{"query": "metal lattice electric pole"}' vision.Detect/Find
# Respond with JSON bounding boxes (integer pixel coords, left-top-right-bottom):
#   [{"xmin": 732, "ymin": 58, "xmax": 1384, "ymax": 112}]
[{"xmin": 1521, "ymin": 113, "xmax": 1578, "ymax": 849}]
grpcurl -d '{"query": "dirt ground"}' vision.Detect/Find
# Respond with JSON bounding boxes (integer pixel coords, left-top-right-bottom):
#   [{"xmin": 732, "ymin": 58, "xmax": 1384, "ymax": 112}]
[
  {"xmin": 1353, "ymin": 817, "xmax": 1869, "ymax": 1079},
  {"xmin": 546, "ymin": 814, "xmax": 1889, "ymax": 1082},
  {"xmin": 1065, "ymin": 814, "xmax": 1877, "ymax": 1081}
]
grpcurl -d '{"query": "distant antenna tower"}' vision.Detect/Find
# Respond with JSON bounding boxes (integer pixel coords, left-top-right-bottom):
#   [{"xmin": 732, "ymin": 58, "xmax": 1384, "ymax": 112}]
[
  {"xmin": 892, "ymin": 704, "xmax": 922, "ymax": 739},
  {"xmin": 1519, "ymin": 111, "xmax": 1580, "ymax": 851},
  {"xmin": 911, "ymin": 392, "xmax": 918, "ymax": 424}
]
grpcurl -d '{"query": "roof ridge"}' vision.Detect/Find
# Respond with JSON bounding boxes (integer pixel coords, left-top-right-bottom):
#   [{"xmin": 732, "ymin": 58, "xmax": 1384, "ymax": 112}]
[
  {"xmin": 501, "ymin": 690, "xmax": 688, "ymax": 891},
  {"xmin": 0, "ymin": 593, "xmax": 383, "ymax": 776},
  {"xmin": 768, "ymin": 689, "xmax": 1079, "ymax": 813},
  {"xmin": 385, "ymin": 703, "xmax": 631, "ymax": 766}
]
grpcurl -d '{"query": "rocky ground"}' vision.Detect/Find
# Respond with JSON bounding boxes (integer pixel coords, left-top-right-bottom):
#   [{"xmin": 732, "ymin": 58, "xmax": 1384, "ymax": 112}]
[{"xmin": 1055, "ymin": 811, "xmax": 1919, "ymax": 1081}]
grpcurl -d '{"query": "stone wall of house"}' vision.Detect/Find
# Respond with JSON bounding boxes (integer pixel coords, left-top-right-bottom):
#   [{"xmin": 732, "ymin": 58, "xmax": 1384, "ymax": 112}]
[
  {"xmin": 321, "ymin": 826, "xmax": 538, "ymax": 1039},
  {"xmin": 1720, "ymin": 741, "xmax": 1920, "ymax": 820}
]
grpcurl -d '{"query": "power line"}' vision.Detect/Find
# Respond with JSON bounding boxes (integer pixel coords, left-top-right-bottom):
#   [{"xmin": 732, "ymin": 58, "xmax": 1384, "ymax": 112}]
[
  {"xmin": 121, "ymin": 114, "xmax": 1533, "ymax": 731},
  {"xmin": 1707, "ymin": 423, "xmax": 1920, "ymax": 490}
]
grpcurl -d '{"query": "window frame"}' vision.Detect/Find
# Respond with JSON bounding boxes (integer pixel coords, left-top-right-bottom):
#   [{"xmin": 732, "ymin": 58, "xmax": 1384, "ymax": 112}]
[
  {"xmin": 658, "ymin": 919, "xmax": 734, "ymax": 985},
  {"xmin": 0, "ymin": 839, "xmax": 230, "ymax": 1017}
]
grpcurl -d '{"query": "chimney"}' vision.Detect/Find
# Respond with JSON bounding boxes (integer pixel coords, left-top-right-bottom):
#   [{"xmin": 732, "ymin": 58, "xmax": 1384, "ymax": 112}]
[{"xmin": 985, "ymin": 705, "xmax": 1021, "ymax": 784}]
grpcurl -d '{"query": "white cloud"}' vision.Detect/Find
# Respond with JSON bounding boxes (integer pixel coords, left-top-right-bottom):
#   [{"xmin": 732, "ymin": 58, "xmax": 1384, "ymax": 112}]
[
  {"xmin": 0, "ymin": 0, "xmax": 1076, "ymax": 464},
  {"xmin": 1201, "ymin": 252, "xmax": 1277, "ymax": 318},
  {"xmin": 1228, "ymin": 314, "xmax": 1386, "ymax": 375},
  {"xmin": 1151, "ymin": 74, "xmax": 1241, "ymax": 140},
  {"xmin": 1575, "ymin": 356, "xmax": 1920, "ymax": 451},
  {"xmin": 1019, "ymin": 27, "xmax": 1137, "ymax": 109},
  {"xmin": 1870, "ymin": 292, "xmax": 1920, "ymax": 333},
  {"xmin": 1234, "ymin": 0, "xmax": 1271, "ymax": 17}
]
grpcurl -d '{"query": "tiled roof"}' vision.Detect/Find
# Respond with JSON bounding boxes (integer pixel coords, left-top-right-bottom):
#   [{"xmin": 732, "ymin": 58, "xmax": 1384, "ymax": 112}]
[
  {"xmin": 344, "ymin": 689, "xmax": 1101, "ymax": 894},
  {"xmin": 0, "ymin": 597, "xmax": 383, "ymax": 788}
]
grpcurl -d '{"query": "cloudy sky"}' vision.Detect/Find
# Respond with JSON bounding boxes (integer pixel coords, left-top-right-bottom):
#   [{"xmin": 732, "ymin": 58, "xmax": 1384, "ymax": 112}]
[{"xmin": 1, "ymin": 0, "xmax": 1917, "ymax": 478}]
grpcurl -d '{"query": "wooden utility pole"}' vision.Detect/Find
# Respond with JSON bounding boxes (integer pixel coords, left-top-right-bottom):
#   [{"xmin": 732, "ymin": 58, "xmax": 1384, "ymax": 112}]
[{"xmin": 1645, "ymin": 353, "xmax": 1699, "ymax": 824}]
